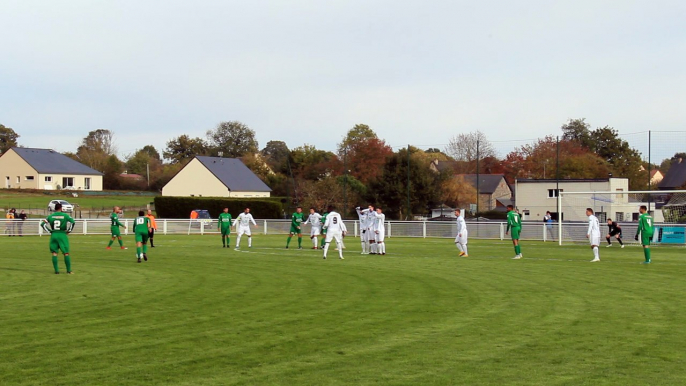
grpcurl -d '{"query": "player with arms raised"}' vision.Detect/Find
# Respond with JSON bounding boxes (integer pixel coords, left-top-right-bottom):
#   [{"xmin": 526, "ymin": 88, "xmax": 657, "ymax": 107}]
[
  {"xmin": 234, "ymin": 207, "xmax": 257, "ymax": 249},
  {"xmin": 217, "ymin": 207, "xmax": 233, "ymax": 248},
  {"xmin": 286, "ymin": 207, "xmax": 305, "ymax": 249},
  {"xmin": 322, "ymin": 205, "xmax": 347, "ymax": 260},
  {"xmin": 134, "ymin": 210, "xmax": 152, "ymax": 263},
  {"xmin": 454, "ymin": 208, "xmax": 468, "ymax": 257},
  {"xmin": 106, "ymin": 206, "xmax": 127, "ymax": 250},
  {"xmin": 303, "ymin": 208, "xmax": 322, "ymax": 249},
  {"xmin": 635, "ymin": 205, "xmax": 654, "ymax": 264},
  {"xmin": 586, "ymin": 208, "xmax": 601, "ymax": 262},
  {"xmin": 42, "ymin": 203, "xmax": 76, "ymax": 274},
  {"xmin": 505, "ymin": 205, "xmax": 522, "ymax": 259}
]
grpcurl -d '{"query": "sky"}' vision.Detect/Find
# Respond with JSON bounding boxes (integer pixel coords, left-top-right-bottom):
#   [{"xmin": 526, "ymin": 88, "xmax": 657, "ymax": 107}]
[{"xmin": 1, "ymin": 0, "xmax": 685, "ymax": 161}]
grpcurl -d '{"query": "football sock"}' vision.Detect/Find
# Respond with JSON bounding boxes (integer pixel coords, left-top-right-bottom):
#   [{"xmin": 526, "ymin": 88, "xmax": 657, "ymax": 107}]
[
  {"xmin": 108, "ymin": 239, "xmax": 114, "ymax": 247},
  {"xmin": 593, "ymin": 246, "xmax": 599, "ymax": 259},
  {"xmin": 222, "ymin": 237, "xmax": 225, "ymax": 246},
  {"xmin": 118, "ymin": 239, "xmax": 123, "ymax": 247},
  {"xmin": 514, "ymin": 245, "xmax": 520, "ymax": 255},
  {"xmin": 618, "ymin": 238, "xmax": 624, "ymax": 245},
  {"xmin": 136, "ymin": 247, "xmax": 142, "ymax": 256},
  {"xmin": 248, "ymin": 237, "xmax": 252, "ymax": 247},
  {"xmin": 286, "ymin": 236, "xmax": 292, "ymax": 247},
  {"xmin": 461, "ymin": 244, "xmax": 467, "ymax": 255},
  {"xmin": 298, "ymin": 237, "xmax": 302, "ymax": 247},
  {"xmin": 323, "ymin": 242, "xmax": 329, "ymax": 257},
  {"xmin": 226, "ymin": 237, "xmax": 230, "ymax": 247},
  {"xmin": 52, "ymin": 255, "xmax": 59, "ymax": 273},
  {"xmin": 455, "ymin": 243, "xmax": 463, "ymax": 253},
  {"xmin": 321, "ymin": 237, "xmax": 326, "ymax": 248},
  {"xmin": 606, "ymin": 238, "xmax": 611, "ymax": 245},
  {"xmin": 64, "ymin": 254, "xmax": 71, "ymax": 272},
  {"xmin": 379, "ymin": 243, "xmax": 385, "ymax": 254},
  {"xmin": 645, "ymin": 248, "xmax": 651, "ymax": 262},
  {"xmin": 236, "ymin": 235, "xmax": 241, "ymax": 247},
  {"xmin": 361, "ymin": 241, "xmax": 366, "ymax": 253},
  {"xmin": 143, "ymin": 244, "xmax": 148, "ymax": 253},
  {"xmin": 338, "ymin": 243, "xmax": 343, "ymax": 258}
]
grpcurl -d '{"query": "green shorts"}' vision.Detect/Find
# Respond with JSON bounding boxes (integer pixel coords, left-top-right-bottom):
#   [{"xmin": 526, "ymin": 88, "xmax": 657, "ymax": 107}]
[
  {"xmin": 290, "ymin": 226, "xmax": 302, "ymax": 234},
  {"xmin": 510, "ymin": 227, "xmax": 521, "ymax": 240},
  {"xmin": 50, "ymin": 233, "xmax": 70, "ymax": 254},
  {"xmin": 111, "ymin": 226, "xmax": 121, "ymax": 237},
  {"xmin": 220, "ymin": 227, "xmax": 231, "ymax": 236},
  {"xmin": 135, "ymin": 231, "xmax": 150, "ymax": 243},
  {"xmin": 642, "ymin": 234, "xmax": 652, "ymax": 246}
]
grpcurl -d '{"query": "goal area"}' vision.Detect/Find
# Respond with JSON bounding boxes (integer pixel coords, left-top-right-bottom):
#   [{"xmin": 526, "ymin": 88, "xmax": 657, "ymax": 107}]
[{"xmin": 557, "ymin": 190, "xmax": 686, "ymax": 245}]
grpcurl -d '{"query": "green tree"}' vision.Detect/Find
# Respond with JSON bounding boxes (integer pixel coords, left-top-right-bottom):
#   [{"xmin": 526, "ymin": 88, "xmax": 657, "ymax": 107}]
[
  {"xmin": 561, "ymin": 118, "xmax": 593, "ymax": 146},
  {"xmin": 0, "ymin": 124, "xmax": 20, "ymax": 154},
  {"xmin": 206, "ymin": 121, "xmax": 258, "ymax": 158},
  {"xmin": 289, "ymin": 145, "xmax": 337, "ymax": 181},
  {"xmin": 163, "ymin": 135, "xmax": 208, "ymax": 164},
  {"xmin": 261, "ymin": 140, "xmax": 290, "ymax": 173},
  {"xmin": 125, "ymin": 146, "xmax": 162, "ymax": 175},
  {"xmin": 102, "ymin": 154, "xmax": 123, "ymax": 190},
  {"xmin": 76, "ymin": 129, "xmax": 117, "ymax": 171}
]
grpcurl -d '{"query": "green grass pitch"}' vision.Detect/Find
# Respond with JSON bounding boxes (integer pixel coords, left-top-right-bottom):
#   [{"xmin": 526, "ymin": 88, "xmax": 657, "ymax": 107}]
[{"xmin": 2, "ymin": 234, "xmax": 686, "ymax": 385}]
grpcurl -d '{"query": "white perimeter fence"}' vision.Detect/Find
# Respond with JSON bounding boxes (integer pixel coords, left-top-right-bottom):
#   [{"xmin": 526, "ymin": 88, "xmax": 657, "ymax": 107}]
[{"xmin": 1, "ymin": 219, "xmax": 684, "ymax": 245}]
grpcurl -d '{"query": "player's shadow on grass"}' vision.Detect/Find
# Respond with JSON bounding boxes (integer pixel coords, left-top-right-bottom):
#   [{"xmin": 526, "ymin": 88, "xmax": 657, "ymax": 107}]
[{"xmin": 0, "ymin": 267, "xmax": 49, "ymax": 273}]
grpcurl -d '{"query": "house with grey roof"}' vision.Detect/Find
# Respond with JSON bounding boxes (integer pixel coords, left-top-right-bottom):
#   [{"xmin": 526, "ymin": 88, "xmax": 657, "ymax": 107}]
[
  {"xmin": 162, "ymin": 156, "xmax": 271, "ymax": 197},
  {"xmin": 458, "ymin": 174, "xmax": 512, "ymax": 211},
  {"xmin": 0, "ymin": 147, "xmax": 103, "ymax": 190},
  {"xmin": 658, "ymin": 157, "xmax": 686, "ymax": 190}
]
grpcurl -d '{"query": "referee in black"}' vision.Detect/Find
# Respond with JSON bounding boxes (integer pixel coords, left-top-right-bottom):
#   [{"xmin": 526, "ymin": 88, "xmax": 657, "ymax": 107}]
[{"xmin": 606, "ymin": 218, "xmax": 624, "ymax": 247}]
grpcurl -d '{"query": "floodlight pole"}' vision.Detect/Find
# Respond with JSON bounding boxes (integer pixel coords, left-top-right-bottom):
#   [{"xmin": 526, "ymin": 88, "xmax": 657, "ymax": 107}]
[
  {"xmin": 476, "ymin": 139, "xmax": 480, "ymax": 220},
  {"xmin": 407, "ymin": 144, "xmax": 411, "ymax": 220}
]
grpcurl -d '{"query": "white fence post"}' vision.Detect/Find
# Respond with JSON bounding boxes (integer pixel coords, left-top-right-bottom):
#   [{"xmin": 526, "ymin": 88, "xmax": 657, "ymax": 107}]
[
  {"xmin": 125, "ymin": 220, "xmax": 129, "ymax": 235},
  {"xmin": 354, "ymin": 221, "xmax": 358, "ymax": 237},
  {"xmin": 264, "ymin": 220, "xmax": 267, "ymax": 235},
  {"xmin": 388, "ymin": 222, "xmax": 392, "ymax": 238},
  {"xmin": 422, "ymin": 221, "xmax": 427, "ymax": 238},
  {"xmin": 543, "ymin": 223, "xmax": 547, "ymax": 242},
  {"xmin": 163, "ymin": 219, "xmax": 167, "ymax": 235},
  {"xmin": 200, "ymin": 221, "xmax": 205, "ymax": 235},
  {"xmin": 500, "ymin": 223, "xmax": 504, "ymax": 240},
  {"xmin": 82, "ymin": 219, "xmax": 87, "ymax": 235}
]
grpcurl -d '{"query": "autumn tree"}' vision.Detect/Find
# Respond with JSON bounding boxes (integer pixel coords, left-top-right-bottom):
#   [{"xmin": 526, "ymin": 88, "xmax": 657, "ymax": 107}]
[
  {"xmin": 261, "ymin": 140, "xmax": 290, "ymax": 173},
  {"xmin": 289, "ymin": 145, "xmax": 337, "ymax": 181},
  {"xmin": 337, "ymin": 124, "xmax": 392, "ymax": 184},
  {"xmin": 206, "ymin": 121, "xmax": 258, "ymax": 158},
  {"xmin": 163, "ymin": 135, "xmax": 208, "ymax": 164},
  {"xmin": 0, "ymin": 124, "xmax": 20, "ymax": 154},
  {"xmin": 125, "ymin": 145, "xmax": 162, "ymax": 175}
]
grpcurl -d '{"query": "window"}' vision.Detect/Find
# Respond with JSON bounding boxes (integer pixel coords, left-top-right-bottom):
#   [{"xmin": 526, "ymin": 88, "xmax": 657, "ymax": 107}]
[
  {"xmin": 45, "ymin": 176, "xmax": 53, "ymax": 182},
  {"xmin": 16, "ymin": 176, "xmax": 20, "ymax": 183},
  {"xmin": 548, "ymin": 189, "xmax": 563, "ymax": 198},
  {"xmin": 615, "ymin": 212, "xmax": 624, "ymax": 222},
  {"xmin": 616, "ymin": 188, "xmax": 624, "ymax": 199},
  {"xmin": 84, "ymin": 178, "xmax": 91, "ymax": 190},
  {"xmin": 62, "ymin": 177, "xmax": 74, "ymax": 188},
  {"xmin": 25, "ymin": 176, "xmax": 34, "ymax": 181}
]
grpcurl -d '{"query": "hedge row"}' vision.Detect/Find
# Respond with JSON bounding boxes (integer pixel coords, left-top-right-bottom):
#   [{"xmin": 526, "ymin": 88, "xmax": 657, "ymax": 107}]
[{"xmin": 154, "ymin": 196, "xmax": 283, "ymax": 219}]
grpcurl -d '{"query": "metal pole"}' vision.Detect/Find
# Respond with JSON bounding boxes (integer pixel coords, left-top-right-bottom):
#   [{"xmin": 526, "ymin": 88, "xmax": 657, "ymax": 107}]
[
  {"xmin": 407, "ymin": 144, "xmax": 411, "ymax": 220},
  {"xmin": 146, "ymin": 163, "xmax": 150, "ymax": 188},
  {"xmin": 556, "ymin": 136, "xmax": 560, "ymax": 218},
  {"xmin": 476, "ymin": 139, "xmax": 480, "ymax": 219},
  {"xmin": 648, "ymin": 130, "xmax": 652, "ymax": 211},
  {"xmin": 343, "ymin": 148, "xmax": 347, "ymax": 218}
]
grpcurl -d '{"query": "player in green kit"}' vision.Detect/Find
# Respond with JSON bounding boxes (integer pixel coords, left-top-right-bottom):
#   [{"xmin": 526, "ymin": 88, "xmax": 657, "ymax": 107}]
[
  {"xmin": 133, "ymin": 210, "xmax": 152, "ymax": 263},
  {"xmin": 218, "ymin": 207, "xmax": 233, "ymax": 248},
  {"xmin": 41, "ymin": 203, "xmax": 76, "ymax": 274},
  {"xmin": 106, "ymin": 206, "xmax": 127, "ymax": 250},
  {"xmin": 286, "ymin": 207, "xmax": 305, "ymax": 249},
  {"xmin": 505, "ymin": 205, "xmax": 523, "ymax": 259},
  {"xmin": 635, "ymin": 205, "xmax": 654, "ymax": 264},
  {"xmin": 320, "ymin": 209, "xmax": 329, "ymax": 248}
]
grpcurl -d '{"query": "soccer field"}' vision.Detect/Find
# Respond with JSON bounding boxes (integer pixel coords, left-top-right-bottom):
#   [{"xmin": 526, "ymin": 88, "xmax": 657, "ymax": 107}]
[{"xmin": 2, "ymin": 235, "xmax": 686, "ymax": 385}]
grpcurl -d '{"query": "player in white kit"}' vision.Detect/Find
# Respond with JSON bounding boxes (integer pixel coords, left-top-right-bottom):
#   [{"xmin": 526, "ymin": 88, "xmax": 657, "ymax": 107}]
[
  {"xmin": 586, "ymin": 208, "xmax": 601, "ymax": 262},
  {"xmin": 454, "ymin": 208, "xmax": 468, "ymax": 257},
  {"xmin": 303, "ymin": 208, "xmax": 323, "ymax": 249},
  {"xmin": 233, "ymin": 207, "xmax": 257, "ymax": 250},
  {"xmin": 373, "ymin": 207, "xmax": 386, "ymax": 255},
  {"xmin": 323, "ymin": 205, "xmax": 347, "ymax": 260},
  {"xmin": 365, "ymin": 205, "xmax": 378, "ymax": 254},
  {"xmin": 356, "ymin": 206, "xmax": 370, "ymax": 254}
]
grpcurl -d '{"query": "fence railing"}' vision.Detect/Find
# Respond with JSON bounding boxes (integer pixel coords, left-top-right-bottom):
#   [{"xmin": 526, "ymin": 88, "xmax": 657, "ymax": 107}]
[{"xmin": 2, "ymin": 219, "xmax": 683, "ymax": 245}]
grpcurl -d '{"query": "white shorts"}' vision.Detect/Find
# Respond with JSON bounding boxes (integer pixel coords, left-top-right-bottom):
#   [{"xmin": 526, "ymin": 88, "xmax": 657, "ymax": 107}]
[
  {"xmin": 375, "ymin": 230, "xmax": 385, "ymax": 243},
  {"xmin": 325, "ymin": 231, "xmax": 343, "ymax": 245},
  {"xmin": 238, "ymin": 226, "xmax": 252, "ymax": 237},
  {"xmin": 454, "ymin": 230, "xmax": 468, "ymax": 245},
  {"xmin": 589, "ymin": 235, "xmax": 600, "ymax": 246},
  {"xmin": 366, "ymin": 228, "xmax": 375, "ymax": 242},
  {"xmin": 310, "ymin": 226, "xmax": 321, "ymax": 236}
]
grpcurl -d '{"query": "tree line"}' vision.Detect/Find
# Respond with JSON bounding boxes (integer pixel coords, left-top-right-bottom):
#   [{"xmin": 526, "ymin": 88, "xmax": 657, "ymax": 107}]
[{"xmin": 0, "ymin": 119, "xmax": 675, "ymax": 219}]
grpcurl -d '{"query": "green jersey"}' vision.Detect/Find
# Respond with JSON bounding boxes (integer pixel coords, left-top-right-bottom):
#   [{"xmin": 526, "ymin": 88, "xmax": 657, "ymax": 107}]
[
  {"xmin": 291, "ymin": 212, "xmax": 305, "ymax": 227},
  {"xmin": 43, "ymin": 211, "xmax": 76, "ymax": 233},
  {"xmin": 110, "ymin": 212, "xmax": 124, "ymax": 227},
  {"xmin": 218, "ymin": 213, "xmax": 233, "ymax": 229},
  {"xmin": 637, "ymin": 213, "xmax": 654, "ymax": 238},
  {"xmin": 506, "ymin": 211, "xmax": 521, "ymax": 232},
  {"xmin": 134, "ymin": 216, "xmax": 151, "ymax": 233}
]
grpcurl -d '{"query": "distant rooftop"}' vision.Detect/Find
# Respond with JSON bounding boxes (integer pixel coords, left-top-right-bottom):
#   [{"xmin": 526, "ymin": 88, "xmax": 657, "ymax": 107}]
[{"xmin": 9, "ymin": 147, "xmax": 103, "ymax": 176}]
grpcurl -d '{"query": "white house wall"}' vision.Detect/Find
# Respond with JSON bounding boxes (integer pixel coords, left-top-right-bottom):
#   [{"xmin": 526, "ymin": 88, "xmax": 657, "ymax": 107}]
[{"xmin": 162, "ymin": 159, "xmax": 231, "ymax": 197}]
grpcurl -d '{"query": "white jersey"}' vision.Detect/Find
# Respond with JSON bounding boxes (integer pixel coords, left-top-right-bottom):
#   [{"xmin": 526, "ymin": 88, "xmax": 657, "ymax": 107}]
[
  {"xmin": 356, "ymin": 208, "xmax": 370, "ymax": 229},
  {"xmin": 373, "ymin": 212, "xmax": 385, "ymax": 233},
  {"xmin": 456, "ymin": 216, "xmax": 467, "ymax": 236},
  {"xmin": 304, "ymin": 213, "xmax": 322, "ymax": 228},
  {"xmin": 234, "ymin": 213, "xmax": 257, "ymax": 227},
  {"xmin": 365, "ymin": 210, "xmax": 375, "ymax": 229},
  {"xmin": 323, "ymin": 211, "xmax": 347, "ymax": 233},
  {"xmin": 587, "ymin": 215, "xmax": 600, "ymax": 237}
]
